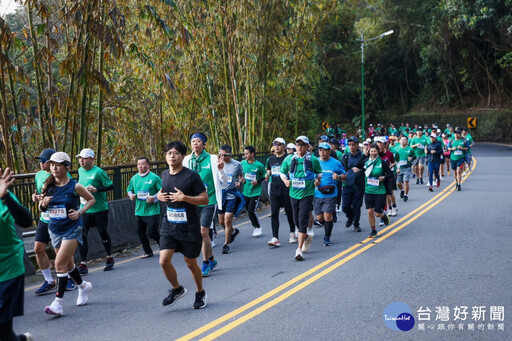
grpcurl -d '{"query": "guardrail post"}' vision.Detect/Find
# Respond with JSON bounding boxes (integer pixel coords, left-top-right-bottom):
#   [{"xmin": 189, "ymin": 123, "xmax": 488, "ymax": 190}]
[{"xmin": 113, "ymin": 167, "xmax": 122, "ymax": 200}]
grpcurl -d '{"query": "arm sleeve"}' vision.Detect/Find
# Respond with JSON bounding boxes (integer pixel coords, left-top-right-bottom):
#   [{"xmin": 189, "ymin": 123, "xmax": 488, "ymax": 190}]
[
  {"xmin": 2, "ymin": 192, "xmax": 32, "ymax": 227},
  {"xmin": 97, "ymin": 170, "xmax": 113, "ymax": 192}
]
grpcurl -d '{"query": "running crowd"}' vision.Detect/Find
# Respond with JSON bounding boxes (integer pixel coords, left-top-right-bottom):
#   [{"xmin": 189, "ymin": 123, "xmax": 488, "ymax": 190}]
[{"xmin": 0, "ymin": 122, "xmax": 474, "ymax": 339}]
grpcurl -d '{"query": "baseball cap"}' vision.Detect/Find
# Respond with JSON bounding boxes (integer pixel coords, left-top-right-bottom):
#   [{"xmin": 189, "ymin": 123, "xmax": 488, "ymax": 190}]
[
  {"xmin": 417, "ymin": 126, "xmax": 423, "ymax": 130},
  {"xmin": 375, "ymin": 136, "xmax": 387, "ymax": 143},
  {"xmin": 76, "ymin": 148, "xmax": 95, "ymax": 158},
  {"xmin": 295, "ymin": 136, "xmax": 309, "ymax": 145},
  {"xmin": 49, "ymin": 152, "xmax": 71, "ymax": 166},
  {"xmin": 36, "ymin": 148, "xmax": 56, "ymax": 163},
  {"xmin": 389, "ymin": 136, "xmax": 397, "ymax": 141},
  {"xmin": 318, "ymin": 142, "xmax": 331, "ymax": 150},
  {"xmin": 430, "ymin": 132, "xmax": 437, "ymax": 138},
  {"xmin": 329, "ymin": 138, "xmax": 339, "ymax": 145},
  {"xmin": 319, "ymin": 135, "xmax": 328, "ymax": 142},
  {"xmin": 455, "ymin": 128, "xmax": 462, "ymax": 134},
  {"xmin": 347, "ymin": 136, "xmax": 359, "ymax": 143},
  {"xmin": 273, "ymin": 137, "xmax": 286, "ymax": 145},
  {"xmin": 286, "ymin": 143, "xmax": 296, "ymax": 150}
]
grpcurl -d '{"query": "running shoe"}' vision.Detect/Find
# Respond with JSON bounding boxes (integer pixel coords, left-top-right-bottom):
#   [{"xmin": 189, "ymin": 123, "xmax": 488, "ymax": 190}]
[
  {"xmin": 252, "ymin": 227, "xmax": 262, "ymax": 238},
  {"xmin": 416, "ymin": 178, "xmax": 419, "ymax": 184},
  {"xmin": 307, "ymin": 228, "xmax": 315, "ymax": 237},
  {"xmin": 213, "ymin": 232, "xmax": 218, "ymax": 238},
  {"xmin": 400, "ymin": 190, "xmax": 404, "ymax": 198},
  {"xmin": 382, "ymin": 214, "xmax": 390, "ymax": 226},
  {"xmin": 412, "ymin": 174, "xmax": 416, "ymax": 179},
  {"xmin": 336, "ymin": 206, "xmax": 342, "ymax": 213},
  {"xmin": 209, "ymin": 259, "xmax": 218, "ymax": 272},
  {"xmin": 289, "ymin": 233, "xmax": 298, "ymax": 244},
  {"xmin": 323, "ymin": 237, "xmax": 332, "ymax": 247},
  {"xmin": 403, "ymin": 195, "xmax": 408, "ymax": 202},
  {"xmin": 23, "ymin": 333, "xmax": 34, "ymax": 341},
  {"xmin": 436, "ymin": 179, "xmax": 441, "ymax": 187},
  {"xmin": 35, "ymin": 280, "xmax": 56, "ymax": 295},
  {"xmin": 201, "ymin": 263, "xmax": 211, "ymax": 277},
  {"xmin": 345, "ymin": 219, "xmax": 353, "ymax": 228},
  {"xmin": 457, "ymin": 184, "xmax": 461, "ymax": 191},
  {"xmin": 294, "ymin": 248, "xmax": 304, "ymax": 261},
  {"xmin": 140, "ymin": 253, "xmax": 154, "ymax": 259},
  {"xmin": 313, "ymin": 220, "xmax": 323, "ymax": 226},
  {"xmin": 368, "ymin": 230, "xmax": 378, "ymax": 238},
  {"xmin": 391, "ymin": 207, "xmax": 397, "ymax": 216},
  {"xmin": 211, "ymin": 240, "xmax": 216, "ymax": 248},
  {"xmin": 66, "ymin": 279, "xmax": 77, "ymax": 291},
  {"xmin": 104, "ymin": 257, "xmax": 115, "ymax": 271},
  {"xmin": 162, "ymin": 286, "xmax": 187, "ymax": 306},
  {"xmin": 428, "ymin": 186, "xmax": 433, "ymax": 192},
  {"xmin": 78, "ymin": 263, "xmax": 88, "ymax": 275},
  {"xmin": 193, "ymin": 290, "xmax": 207, "ymax": 309},
  {"xmin": 302, "ymin": 234, "xmax": 313, "ymax": 252},
  {"xmin": 268, "ymin": 237, "xmax": 281, "ymax": 247},
  {"xmin": 230, "ymin": 228, "xmax": 240, "ymax": 243},
  {"xmin": 45, "ymin": 299, "xmax": 63, "ymax": 316},
  {"xmin": 420, "ymin": 178, "xmax": 424, "ymax": 185},
  {"xmin": 76, "ymin": 281, "xmax": 92, "ymax": 306},
  {"xmin": 354, "ymin": 226, "xmax": 362, "ymax": 232},
  {"xmin": 222, "ymin": 244, "xmax": 230, "ymax": 254},
  {"xmin": 379, "ymin": 219, "xmax": 384, "ymax": 226}
]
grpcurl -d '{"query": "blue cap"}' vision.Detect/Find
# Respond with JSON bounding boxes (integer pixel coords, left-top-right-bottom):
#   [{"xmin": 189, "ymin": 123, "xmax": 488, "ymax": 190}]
[
  {"xmin": 318, "ymin": 142, "xmax": 331, "ymax": 150},
  {"xmin": 36, "ymin": 148, "xmax": 56, "ymax": 163},
  {"xmin": 319, "ymin": 135, "xmax": 328, "ymax": 141}
]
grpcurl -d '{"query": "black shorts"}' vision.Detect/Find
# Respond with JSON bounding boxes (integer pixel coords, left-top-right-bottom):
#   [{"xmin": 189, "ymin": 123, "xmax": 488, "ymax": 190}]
[
  {"xmin": 385, "ymin": 177, "xmax": 396, "ymax": 195},
  {"xmin": 0, "ymin": 274, "xmax": 24, "ymax": 323},
  {"xmin": 160, "ymin": 229, "xmax": 202, "ymax": 259},
  {"xmin": 290, "ymin": 196, "xmax": 314, "ymax": 233},
  {"xmin": 82, "ymin": 210, "xmax": 109, "ymax": 233},
  {"xmin": 35, "ymin": 220, "xmax": 51, "ymax": 244},
  {"xmin": 364, "ymin": 193, "xmax": 386, "ymax": 213}
]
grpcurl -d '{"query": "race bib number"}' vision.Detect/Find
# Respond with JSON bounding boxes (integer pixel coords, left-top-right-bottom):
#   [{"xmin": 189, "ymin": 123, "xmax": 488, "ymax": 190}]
[
  {"xmin": 271, "ymin": 165, "xmax": 280, "ymax": 176},
  {"xmin": 48, "ymin": 205, "xmax": 67, "ymax": 220},
  {"xmin": 367, "ymin": 177, "xmax": 379, "ymax": 187},
  {"xmin": 397, "ymin": 160, "xmax": 407, "ymax": 167},
  {"xmin": 80, "ymin": 196, "xmax": 87, "ymax": 205},
  {"xmin": 227, "ymin": 174, "xmax": 233, "ymax": 184},
  {"xmin": 166, "ymin": 207, "xmax": 188, "ymax": 224},
  {"xmin": 292, "ymin": 178, "xmax": 306, "ymax": 189},
  {"xmin": 418, "ymin": 144, "xmax": 425, "ymax": 149},
  {"xmin": 137, "ymin": 191, "xmax": 150, "ymax": 200},
  {"xmin": 454, "ymin": 150, "xmax": 463, "ymax": 156},
  {"xmin": 245, "ymin": 173, "xmax": 257, "ymax": 182},
  {"xmin": 41, "ymin": 211, "xmax": 51, "ymax": 221}
]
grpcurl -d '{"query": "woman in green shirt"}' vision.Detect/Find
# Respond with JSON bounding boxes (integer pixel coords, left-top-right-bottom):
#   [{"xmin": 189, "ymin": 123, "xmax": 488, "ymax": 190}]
[{"xmin": 364, "ymin": 144, "xmax": 393, "ymax": 238}]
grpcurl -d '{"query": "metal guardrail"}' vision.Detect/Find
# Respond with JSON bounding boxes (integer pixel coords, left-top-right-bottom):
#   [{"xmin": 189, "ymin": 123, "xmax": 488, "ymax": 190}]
[{"xmin": 15, "ymin": 152, "xmax": 270, "ymax": 232}]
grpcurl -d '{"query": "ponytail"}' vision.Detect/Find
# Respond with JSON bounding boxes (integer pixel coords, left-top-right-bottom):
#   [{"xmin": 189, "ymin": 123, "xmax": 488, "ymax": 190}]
[{"xmin": 41, "ymin": 174, "xmax": 57, "ymax": 196}]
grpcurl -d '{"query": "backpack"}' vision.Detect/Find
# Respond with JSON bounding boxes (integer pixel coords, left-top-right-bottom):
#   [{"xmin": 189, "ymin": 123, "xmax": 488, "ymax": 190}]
[{"xmin": 289, "ymin": 153, "xmax": 313, "ymax": 176}]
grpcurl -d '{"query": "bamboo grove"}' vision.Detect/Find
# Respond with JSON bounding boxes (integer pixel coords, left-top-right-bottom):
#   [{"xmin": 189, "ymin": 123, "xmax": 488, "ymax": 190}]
[{"xmin": 1, "ymin": 0, "xmax": 512, "ymax": 172}]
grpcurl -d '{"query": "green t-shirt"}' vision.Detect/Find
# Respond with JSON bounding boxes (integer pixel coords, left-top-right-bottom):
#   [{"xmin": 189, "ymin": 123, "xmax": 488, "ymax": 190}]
[
  {"xmin": 35, "ymin": 170, "xmax": 51, "ymax": 223},
  {"xmin": 396, "ymin": 145, "xmax": 415, "ymax": 169},
  {"xmin": 190, "ymin": 152, "xmax": 217, "ymax": 206},
  {"xmin": 364, "ymin": 157, "xmax": 386, "ymax": 195},
  {"xmin": 465, "ymin": 134, "xmax": 474, "ymax": 151},
  {"xmin": 0, "ymin": 192, "xmax": 25, "ymax": 282},
  {"xmin": 127, "ymin": 172, "xmax": 162, "ymax": 216},
  {"xmin": 335, "ymin": 150, "xmax": 343, "ymax": 161},
  {"xmin": 241, "ymin": 160, "xmax": 266, "ymax": 197},
  {"xmin": 280, "ymin": 154, "xmax": 322, "ymax": 200},
  {"xmin": 411, "ymin": 136, "xmax": 429, "ymax": 157},
  {"xmin": 78, "ymin": 165, "xmax": 113, "ymax": 213},
  {"xmin": 450, "ymin": 139, "xmax": 466, "ymax": 161}
]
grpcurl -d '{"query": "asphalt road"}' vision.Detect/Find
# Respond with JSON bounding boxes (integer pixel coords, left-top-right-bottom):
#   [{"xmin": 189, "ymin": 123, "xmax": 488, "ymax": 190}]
[{"xmin": 14, "ymin": 143, "xmax": 512, "ymax": 340}]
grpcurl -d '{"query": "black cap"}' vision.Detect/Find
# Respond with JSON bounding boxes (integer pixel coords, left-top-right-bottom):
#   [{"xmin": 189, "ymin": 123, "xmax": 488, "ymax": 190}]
[
  {"xmin": 347, "ymin": 136, "xmax": 358, "ymax": 143},
  {"xmin": 418, "ymin": 126, "xmax": 423, "ymax": 130},
  {"xmin": 329, "ymin": 138, "xmax": 339, "ymax": 145},
  {"xmin": 455, "ymin": 128, "xmax": 462, "ymax": 134},
  {"xmin": 36, "ymin": 148, "xmax": 56, "ymax": 163}
]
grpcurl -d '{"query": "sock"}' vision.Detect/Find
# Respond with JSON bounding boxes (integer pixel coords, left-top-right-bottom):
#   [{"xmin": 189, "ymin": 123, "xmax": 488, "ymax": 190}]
[
  {"xmin": 392, "ymin": 204, "xmax": 397, "ymax": 208},
  {"xmin": 42, "ymin": 268, "xmax": 53, "ymax": 283},
  {"xmin": 203, "ymin": 261, "xmax": 209, "ymax": 265},
  {"xmin": 209, "ymin": 256, "xmax": 214, "ymax": 261},
  {"xmin": 68, "ymin": 265, "xmax": 83, "ymax": 285},
  {"xmin": 371, "ymin": 226, "xmax": 376, "ymax": 231},
  {"xmin": 56, "ymin": 274, "xmax": 68, "ymax": 298},
  {"xmin": 79, "ymin": 282, "xmax": 87, "ymax": 290},
  {"xmin": 324, "ymin": 220, "xmax": 334, "ymax": 238}
]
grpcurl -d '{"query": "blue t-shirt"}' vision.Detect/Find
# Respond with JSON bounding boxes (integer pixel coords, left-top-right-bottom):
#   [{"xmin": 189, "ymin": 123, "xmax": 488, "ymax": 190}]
[
  {"xmin": 47, "ymin": 179, "xmax": 81, "ymax": 237},
  {"xmin": 315, "ymin": 157, "xmax": 346, "ymax": 199}
]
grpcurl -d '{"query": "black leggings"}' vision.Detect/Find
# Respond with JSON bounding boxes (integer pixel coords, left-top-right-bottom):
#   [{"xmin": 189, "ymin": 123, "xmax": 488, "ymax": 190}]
[
  {"xmin": 80, "ymin": 210, "xmax": 112, "ymax": 261},
  {"xmin": 243, "ymin": 196, "xmax": 260, "ymax": 228},
  {"xmin": 270, "ymin": 192, "xmax": 295, "ymax": 239},
  {"xmin": 137, "ymin": 215, "xmax": 160, "ymax": 254}
]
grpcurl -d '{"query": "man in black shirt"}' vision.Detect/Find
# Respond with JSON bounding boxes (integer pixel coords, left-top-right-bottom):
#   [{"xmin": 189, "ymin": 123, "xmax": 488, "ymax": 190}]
[
  {"xmin": 157, "ymin": 141, "xmax": 209, "ymax": 310},
  {"xmin": 266, "ymin": 138, "xmax": 296, "ymax": 246}
]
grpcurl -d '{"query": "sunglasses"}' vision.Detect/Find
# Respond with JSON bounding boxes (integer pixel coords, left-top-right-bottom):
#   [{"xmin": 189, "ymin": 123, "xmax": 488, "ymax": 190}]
[
  {"xmin": 273, "ymin": 142, "xmax": 284, "ymax": 146},
  {"xmin": 219, "ymin": 153, "xmax": 231, "ymax": 157}
]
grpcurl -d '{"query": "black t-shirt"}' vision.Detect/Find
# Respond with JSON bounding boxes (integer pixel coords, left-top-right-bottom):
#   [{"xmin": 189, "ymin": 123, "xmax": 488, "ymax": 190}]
[
  {"xmin": 267, "ymin": 154, "xmax": 288, "ymax": 196},
  {"xmin": 161, "ymin": 167, "xmax": 205, "ymax": 235}
]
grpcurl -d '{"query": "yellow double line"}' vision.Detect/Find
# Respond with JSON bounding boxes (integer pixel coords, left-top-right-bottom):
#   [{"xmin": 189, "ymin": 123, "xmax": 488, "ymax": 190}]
[{"xmin": 178, "ymin": 158, "xmax": 477, "ymax": 341}]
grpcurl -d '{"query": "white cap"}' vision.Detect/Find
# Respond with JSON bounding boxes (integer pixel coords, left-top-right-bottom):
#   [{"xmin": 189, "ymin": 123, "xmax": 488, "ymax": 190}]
[
  {"xmin": 430, "ymin": 132, "xmax": 437, "ymax": 138},
  {"xmin": 295, "ymin": 136, "xmax": 309, "ymax": 145},
  {"xmin": 76, "ymin": 148, "xmax": 95, "ymax": 158},
  {"xmin": 273, "ymin": 137, "xmax": 286, "ymax": 145},
  {"xmin": 375, "ymin": 136, "xmax": 387, "ymax": 143},
  {"xmin": 286, "ymin": 143, "xmax": 296, "ymax": 150},
  {"xmin": 366, "ymin": 138, "xmax": 372, "ymax": 143},
  {"xmin": 49, "ymin": 152, "xmax": 71, "ymax": 165}
]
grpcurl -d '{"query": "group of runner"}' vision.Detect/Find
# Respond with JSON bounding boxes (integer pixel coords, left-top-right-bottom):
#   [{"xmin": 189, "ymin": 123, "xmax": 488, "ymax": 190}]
[{"xmin": 0, "ymin": 122, "xmax": 475, "ymax": 337}]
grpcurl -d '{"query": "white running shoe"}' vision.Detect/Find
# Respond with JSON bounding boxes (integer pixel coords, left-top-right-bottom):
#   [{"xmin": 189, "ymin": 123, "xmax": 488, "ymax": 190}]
[
  {"xmin": 289, "ymin": 233, "xmax": 298, "ymax": 244},
  {"xmin": 391, "ymin": 207, "xmax": 397, "ymax": 216},
  {"xmin": 295, "ymin": 248, "xmax": 304, "ymax": 261},
  {"xmin": 211, "ymin": 240, "xmax": 216, "ymax": 248},
  {"xmin": 307, "ymin": 228, "xmax": 314, "ymax": 237},
  {"xmin": 268, "ymin": 237, "xmax": 281, "ymax": 247},
  {"xmin": 45, "ymin": 299, "xmax": 63, "ymax": 316},
  {"xmin": 252, "ymin": 227, "xmax": 262, "ymax": 238},
  {"xmin": 77, "ymin": 281, "xmax": 92, "ymax": 306},
  {"xmin": 379, "ymin": 219, "xmax": 384, "ymax": 226},
  {"xmin": 302, "ymin": 234, "xmax": 313, "ymax": 252},
  {"xmin": 387, "ymin": 209, "xmax": 392, "ymax": 216}
]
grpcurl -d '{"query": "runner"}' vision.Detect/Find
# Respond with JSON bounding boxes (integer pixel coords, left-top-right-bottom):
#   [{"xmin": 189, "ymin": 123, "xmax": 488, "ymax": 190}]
[
  {"xmin": 375, "ymin": 137, "xmax": 397, "ymax": 217},
  {"xmin": 279, "ymin": 136, "xmax": 322, "ymax": 261},
  {"xmin": 314, "ymin": 143, "xmax": 346, "ymax": 246},
  {"xmin": 183, "ymin": 132, "xmax": 227, "ymax": 277},
  {"xmin": 442, "ymin": 133, "xmax": 451, "ymax": 177},
  {"xmin": 396, "ymin": 136, "xmax": 415, "ymax": 202},
  {"xmin": 410, "ymin": 127, "xmax": 429, "ymax": 184},
  {"xmin": 76, "ymin": 148, "xmax": 115, "ymax": 273},
  {"xmin": 0, "ymin": 168, "xmax": 34, "ymax": 340},
  {"xmin": 157, "ymin": 141, "xmax": 208, "ymax": 309},
  {"xmin": 426, "ymin": 132, "xmax": 443, "ymax": 192},
  {"xmin": 340, "ymin": 136, "xmax": 366, "ymax": 232},
  {"xmin": 266, "ymin": 138, "xmax": 296, "ymax": 246},
  {"xmin": 329, "ymin": 138, "xmax": 343, "ymax": 216},
  {"xmin": 127, "ymin": 157, "xmax": 162, "ymax": 258},
  {"xmin": 240, "ymin": 146, "xmax": 266, "ymax": 238},
  {"xmin": 461, "ymin": 128, "xmax": 474, "ymax": 174},
  {"xmin": 40, "ymin": 152, "xmax": 94, "ymax": 316},
  {"xmin": 449, "ymin": 128, "xmax": 468, "ymax": 191},
  {"xmin": 364, "ymin": 144, "xmax": 393, "ymax": 238},
  {"xmin": 286, "ymin": 143, "xmax": 296, "ymax": 156},
  {"xmin": 217, "ymin": 144, "xmax": 244, "ymax": 254}
]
